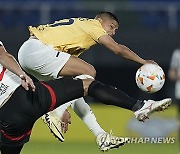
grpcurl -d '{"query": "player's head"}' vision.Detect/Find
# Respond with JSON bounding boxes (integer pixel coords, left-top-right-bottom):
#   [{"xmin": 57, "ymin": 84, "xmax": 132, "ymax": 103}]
[{"xmin": 95, "ymin": 11, "xmax": 119, "ymax": 37}]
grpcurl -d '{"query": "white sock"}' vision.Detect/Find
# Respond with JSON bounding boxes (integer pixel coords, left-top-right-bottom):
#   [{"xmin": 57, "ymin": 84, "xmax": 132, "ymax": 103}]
[
  {"xmin": 52, "ymin": 100, "xmax": 76, "ymax": 117},
  {"xmin": 82, "ymin": 111, "xmax": 106, "ymax": 136},
  {"xmin": 71, "ymin": 97, "xmax": 105, "ymax": 137}
]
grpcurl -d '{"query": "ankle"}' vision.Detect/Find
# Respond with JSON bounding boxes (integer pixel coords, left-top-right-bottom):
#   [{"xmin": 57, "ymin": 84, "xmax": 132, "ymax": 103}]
[{"xmin": 132, "ymin": 100, "xmax": 144, "ymax": 112}]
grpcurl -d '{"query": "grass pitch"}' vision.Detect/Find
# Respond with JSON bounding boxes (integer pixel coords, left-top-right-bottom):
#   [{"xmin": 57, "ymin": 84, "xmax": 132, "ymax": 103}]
[
  {"xmin": 22, "ymin": 141, "xmax": 179, "ymax": 154},
  {"xmin": 21, "ymin": 104, "xmax": 179, "ymax": 154}
]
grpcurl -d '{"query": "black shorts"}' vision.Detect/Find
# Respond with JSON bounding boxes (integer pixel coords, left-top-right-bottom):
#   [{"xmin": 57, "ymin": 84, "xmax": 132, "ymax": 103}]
[{"xmin": 0, "ymin": 77, "xmax": 83, "ymax": 147}]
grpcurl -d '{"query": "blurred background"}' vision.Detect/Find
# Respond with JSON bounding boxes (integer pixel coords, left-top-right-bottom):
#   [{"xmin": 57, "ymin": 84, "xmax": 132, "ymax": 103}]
[{"xmin": 0, "ymin": 0, "xmax": 179, "ymax": 153}]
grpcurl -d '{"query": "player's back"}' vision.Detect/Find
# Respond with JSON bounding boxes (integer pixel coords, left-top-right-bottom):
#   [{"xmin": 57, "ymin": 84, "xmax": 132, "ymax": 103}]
[{"xmin": 29, "ymin": 18, "xmax": 107, "ymax": 56}]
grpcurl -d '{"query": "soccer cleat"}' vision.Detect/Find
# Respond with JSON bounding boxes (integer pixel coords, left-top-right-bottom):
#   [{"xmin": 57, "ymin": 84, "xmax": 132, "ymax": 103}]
[
  {"xmin": 96, "ymin": 131, "xmax": 129, "ymax": 152},
  {"xmin": 42, "ymin": 112, "xmax": 64, "ymax": 142},
  {"xmin": 134, "ymin": 98, "xmax": 172, "ymax": 122}
]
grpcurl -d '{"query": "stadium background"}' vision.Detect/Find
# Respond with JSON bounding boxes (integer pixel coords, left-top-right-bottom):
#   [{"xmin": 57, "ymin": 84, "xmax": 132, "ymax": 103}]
[{"xmin": 0, "ymin": 0, "xmax": 179, "ymax": 153}]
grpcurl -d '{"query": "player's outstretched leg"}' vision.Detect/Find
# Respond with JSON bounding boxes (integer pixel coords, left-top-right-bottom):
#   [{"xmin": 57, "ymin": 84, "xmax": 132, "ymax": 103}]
[
  {"xmin": 41, "ymin": 78, "xmax": 172, "ymax": 149},
  {"xmin": 87, "ymin": 80, "xmax": 172, "ymax": 121}
]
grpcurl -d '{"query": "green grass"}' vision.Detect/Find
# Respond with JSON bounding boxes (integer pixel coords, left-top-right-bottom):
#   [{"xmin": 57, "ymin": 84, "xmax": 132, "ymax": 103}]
[
  {"xmin": 22, "ymin": 141, "xmax": 179, "ymax": 154},
  {"xmin": 20, "ymin": 105, "xmax": 179, "ymax": 154}
]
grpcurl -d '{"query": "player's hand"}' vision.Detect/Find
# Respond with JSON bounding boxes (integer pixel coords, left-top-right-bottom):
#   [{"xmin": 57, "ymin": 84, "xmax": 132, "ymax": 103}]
[
  {"xmin": 144, "ymin": 60, "xmax": 158, "ymax": 65},
  {"xmin": 20, "ymin": 72, "xmax": 36, "ymax": 91},
  {"xmin": 61, "ymin": 109, "xmax": 71, "ymax": 133}
]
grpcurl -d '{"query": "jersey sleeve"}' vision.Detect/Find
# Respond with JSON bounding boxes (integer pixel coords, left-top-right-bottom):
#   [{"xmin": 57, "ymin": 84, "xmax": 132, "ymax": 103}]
[{"xmin": 89, "ymin": 23, "xmax": 108, "ymax": 43}]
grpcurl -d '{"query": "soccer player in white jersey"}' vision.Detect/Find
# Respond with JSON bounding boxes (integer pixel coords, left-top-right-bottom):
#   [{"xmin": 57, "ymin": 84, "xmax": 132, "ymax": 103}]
[
  {"xmin": 18, "ymin": 11, "xmax": 172, "ymax": 151},
  {"xmin": 0, "ymin": 40, "xmax": 130, "ymax": 153},
  {"xmin": 0, "ymin": 41, "xmax": 35, "ymax": 92}
]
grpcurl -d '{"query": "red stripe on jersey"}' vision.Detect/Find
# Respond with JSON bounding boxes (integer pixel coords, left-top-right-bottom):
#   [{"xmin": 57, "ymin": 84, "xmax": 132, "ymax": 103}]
[
  {"xmin": 1, "ymin": 129, "xmax": 32, "ymax": 141},
  {"xmin": 0, "ymin": 67, "xmax": 6, "ymax": 81},
  {"xmin": 40, "ymin": 82, "xmax": 57, "ymax": 111}
]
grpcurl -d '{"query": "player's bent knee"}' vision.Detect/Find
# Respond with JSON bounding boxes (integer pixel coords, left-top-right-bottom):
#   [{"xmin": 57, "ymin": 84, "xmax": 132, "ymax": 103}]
[
  {"xmin": 82, "ymin": 79, "xmax": 94, "ymax": 95},
  {"xmin": 82, "ymin": 65, "xmax": 96, "ymax": 78},
  {"xmin": 75, "ymin": 74, "xmax": 94, "ymax": 95},
  {"xmin": 87, "ymin": 66, "xmax": 96, "ymax": 78}
]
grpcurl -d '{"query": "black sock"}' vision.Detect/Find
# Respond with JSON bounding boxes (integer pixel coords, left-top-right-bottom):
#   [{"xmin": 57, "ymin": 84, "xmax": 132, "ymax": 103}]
[
  {"xmin": 88, "ymin": 80, "xmax": 143, "ymax": 111},
  {"xmin": 132, "ymin": 100, "xmax": 144, "ymax": 111}
]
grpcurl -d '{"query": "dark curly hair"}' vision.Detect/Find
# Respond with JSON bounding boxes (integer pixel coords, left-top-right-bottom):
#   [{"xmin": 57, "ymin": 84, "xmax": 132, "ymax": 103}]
[{"xmin": 95, "ymin": 11, "xmax": 119, "ymax": 24}]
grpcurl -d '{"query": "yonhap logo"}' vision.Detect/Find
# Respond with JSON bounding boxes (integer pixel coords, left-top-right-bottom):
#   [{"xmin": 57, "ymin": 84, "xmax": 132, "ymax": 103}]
[{"xmin": 126, "ymin": 137, "xmax": 176, "ymax": 144}]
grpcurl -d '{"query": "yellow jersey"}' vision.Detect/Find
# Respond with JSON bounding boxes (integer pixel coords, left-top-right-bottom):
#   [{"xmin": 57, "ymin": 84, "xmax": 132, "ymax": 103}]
[{"xmin": 29, "ymin": 18, "xmax": 108, "ymax": 57}]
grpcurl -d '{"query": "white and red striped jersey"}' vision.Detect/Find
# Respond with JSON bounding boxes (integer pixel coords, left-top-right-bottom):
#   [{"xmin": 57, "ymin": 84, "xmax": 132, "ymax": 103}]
[{"xmin": 0, "ymin": 41, "xmax": 21, "ymax": 107}]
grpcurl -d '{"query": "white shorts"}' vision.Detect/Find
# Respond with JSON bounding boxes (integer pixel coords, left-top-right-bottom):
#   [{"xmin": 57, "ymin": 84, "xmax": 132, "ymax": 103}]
[{"xmin": 18, "ymin": 38, "xmax": 71, "ymax": 81}]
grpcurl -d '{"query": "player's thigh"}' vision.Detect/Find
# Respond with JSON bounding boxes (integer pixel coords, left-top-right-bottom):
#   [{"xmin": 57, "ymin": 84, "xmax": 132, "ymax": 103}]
[
  {"xmin": 59, "ymin": 56, "xmax": 96, "ymax": 78},
  {"xmin": 18, "ymin": 39, "xmax": 96, "ymax": 80},
  {"xmin": 41, "ymin": 77, "xmax": 84, "ymax": 110}
]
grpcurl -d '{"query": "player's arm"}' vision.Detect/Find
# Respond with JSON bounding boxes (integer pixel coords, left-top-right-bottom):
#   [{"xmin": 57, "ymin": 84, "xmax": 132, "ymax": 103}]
[
  {"xmin": 0, "ymin": 45, "xmax": 35, "ymax": 91},
  {"xmin": 98, "ymin": 35, "xmax": 155, "ymax": 65}
]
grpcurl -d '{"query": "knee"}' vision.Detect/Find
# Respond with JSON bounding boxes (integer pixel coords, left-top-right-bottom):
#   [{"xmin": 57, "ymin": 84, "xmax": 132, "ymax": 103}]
[
  {"xmin": 85, "ymin": 65, "xmax": 96, "ymax": 78},
  {"xmin": 82, "ymin": 79, "xmax": 94, "ymax": 95},
  {"xmin": 75, "ymin": 74, "xmax": 95, "ymax": 95}
]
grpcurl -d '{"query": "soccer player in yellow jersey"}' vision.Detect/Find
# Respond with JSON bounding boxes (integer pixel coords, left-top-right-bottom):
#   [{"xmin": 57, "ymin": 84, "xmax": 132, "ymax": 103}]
[{"xmin": 18, "ymin": 12, "xmax": 171, "ymax": 151}]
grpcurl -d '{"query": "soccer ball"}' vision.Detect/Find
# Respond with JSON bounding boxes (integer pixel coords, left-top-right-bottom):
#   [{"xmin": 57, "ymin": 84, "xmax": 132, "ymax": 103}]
[{"xmin": 135, "ymin": 64, "xmax": 165, "ymax": 93}]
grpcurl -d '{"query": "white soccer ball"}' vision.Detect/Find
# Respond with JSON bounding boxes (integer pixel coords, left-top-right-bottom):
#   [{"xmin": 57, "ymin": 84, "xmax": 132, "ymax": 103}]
[{"xmin": 135, "ymin": 64, "xmax": 165, "ymax": 93}]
